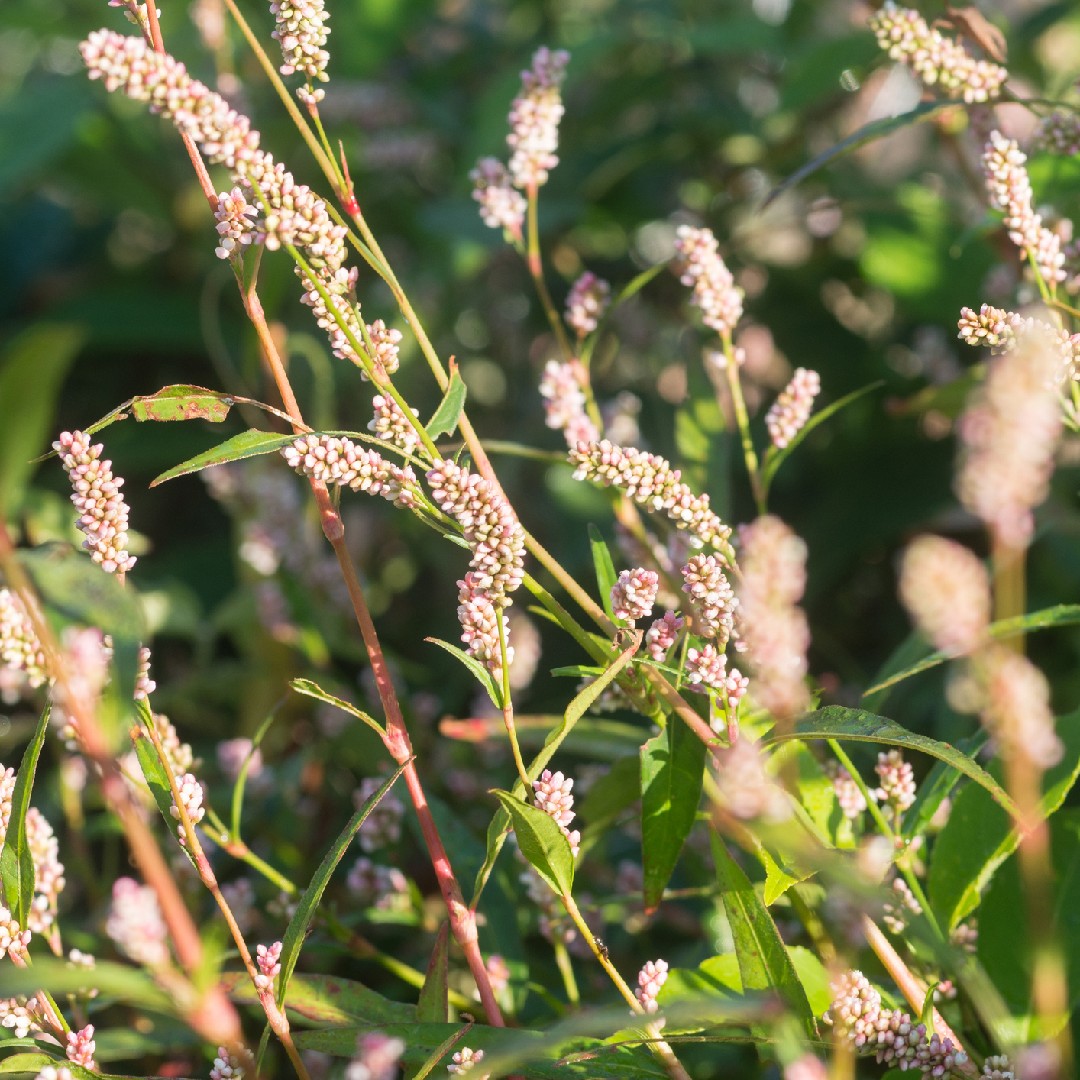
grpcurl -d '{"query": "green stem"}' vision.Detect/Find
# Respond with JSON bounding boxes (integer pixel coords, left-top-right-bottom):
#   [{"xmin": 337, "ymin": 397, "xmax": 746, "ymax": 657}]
[
  {"xmin": 721, "ymin": 331, "xmax": 765, "ymax": 515},
  {"xmin": 525, "ymin": 186, "xmax": 575, "ymax": 361},
  {"xmin": 552, "ymin": 940, "xmax": 580, "ymax": 1006}
]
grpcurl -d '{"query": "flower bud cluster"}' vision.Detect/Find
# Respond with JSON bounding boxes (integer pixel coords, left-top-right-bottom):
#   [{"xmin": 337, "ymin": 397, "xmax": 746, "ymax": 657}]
[
  {"xmin": 283, "ymin": 434, "xmax": 419, "ymax": 508},
  {"xmin": 54, "ymin": 430, "xmax": 136, "ymax": 574},
  {"xmin": 211, "ymin": 1047, "xmax": 254, "ymax": 1080},
  {"xmin": 883, "ymin": 876, "xmax": 923, "ymax": 934},
  {"xmin": 736, "ymin": 516, "xmax": 811, "ymax": 722},
  {"xmin": 447, "ymin": 1047, "xmax": 487, "ymax": 1076},
  {"xmin": 0, "ymin": 906, "xmax": 31, "ymax": 962},
  {"xmin": 715, "ymin": 739, "xmax": 791, "ymax": 821},
  {"xmin": 426, "ymin": 459, "xmax": 526, "ymax": 606},
  {"xmin": 565, "ymin": 272, "xmax": 611, "ymax": 338},
  {"xmin": 674, "ymin": 225, "xmax": 744, "ymax": 337},
  {"xmin": 368, "ymin": 394, "xmax": 421, "ymax": 456},
  {"xmin": 539, "ymin": 360, "xmax": 599, "ymax": 447},
  {"xmin": 25, "ymin": 807, "xmax": 65, "ymax": 934},
  {"xmin": 170, "ymin": 772, "xmax": 205, "ymax": 845},
  {"xmin": 979, "ymin": 646, "xmax": 1062, "ymax": 769},
  {"xmin": 270, "ymin": 0, "xmax": 330, "ymax": 104},
  {"xmin": 346, "ymin": 1032, "xmax": 405, "ymax": 1080},
  {"xmin": 981, "ymin": 1055, "xmax": 1015, "ymax": 1079},
  {"xmin": 213, "ymin": 186, "xmax": 258, "ymax": 260},
  {"xmin": 824, "ymin": 969, "xmax": 968, "ymax": 1074},
  {"xmin": 1033, "ymin": 112, "xmax": 1080, "ymax": 157},
  {"xmin": 899, "ymin": 535, "xmax": 990, "ymax": 657},
  {"xmin": 610, "ymin": 568, "xmax": 659, "ymax": 623},
  {"xmin": 254, "ymin": 941, "xmax": 282, "ymax": 992},
  {"xmin": 469, "ymin": 158, "xmax": 526, "ymax": 236},
  {"xmin": 874, "ymin": 750, "xmax": 917, "ymax": 813},
  {"xmin": 826, "ymin": 762, "xmax": 868, "ymax": 819},
  {"xmin": 532, "ymin": 769, "xmax": 581, "ymax": 857},
  {"xmin": 645, "ymin": 610, "xmax": 683, "ymax": 662},
  {"xmin": 868, "ymin": 2, "xmax": 1007, "ymax": 103},
  {"xmin": 982, "ymin": 132, "xmax": 1066, "ymax": 286},
  {"xmin": 956, "ymin": 320, "xmax": 1063, "ymax": 549},
  {"xmin": 765, "ymin": 368, "xmax": 821, "ymax": 449},
  {"xmin": 0, "ymin": 589, "xmax": 48, "ymax": 689},
  {"xmin": 106, "ymin": 877, "xmax": 168, "ymax": 967},
  {"xmin": 66, "ymin": 1025, "xmax": 96, "ymax": 1069},
  {"xmin": 634, "ymin": 959, "xmax": 668, "ymax": 1013},
  {"xmin": 569, "ymin": 440, "xmax": 733, "ymax": 555},
  {"xmin": 684, "ymin": 642, "xmax": 728, "ymax": 691},
  {"xmin": 681, "ymin": 553, "xmax": 737, "ymax": 647},
  {"xmin": 0, "ymin": 996, "xmax": 44, "ymax": 1039},
  {"xmin": 507, "ymin": 47, "xmax": 570, "ymax": 189}
]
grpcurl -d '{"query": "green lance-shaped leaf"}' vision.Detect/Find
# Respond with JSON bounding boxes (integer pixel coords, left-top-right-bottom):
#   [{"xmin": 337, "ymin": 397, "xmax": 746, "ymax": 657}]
[
  {"xmin": 416, "ymin": 922, "xmax": 451, "ymax": 1024},
  {"xmin": 425, "ymin": 637, "xmax": 502, "ymax": 709},
  {"xmin": 640, "ymin": 716, "xmax": 707, "ymax": 913},
  {"xmin": 490, "ymin": 790, "xmax": 574, "ymax": 898},
  {"xmin": 276, "ymin": 762, "xmax": 409, "ymax": 1008},
  {"xmin": 290, "ymin": 678, "xmax": 384, "ymax": 736},
  {"xmin": 764, "ymin": 706, "xmax": 1018, "ymax": 820},
  {"xmin": 927, "ymin": 704, "xmax": 1080, "ymax": 930},
  {"xmin": 1, "ymin": 957, "xmax": 174, "ymax": 1013},
  {"xmin": 863, "ymin": 604, "xmax": 1080, "ymax": 700},
  {"xmin": 425, "ymin": 367, "xmax": 468, "ymax": 439},
  {"xmin": 0, "ymin": 704, "xmax": 50, "ymax": 926},
  {"xmin": 132, "ymin": 708, "xmax": 197, "ymax": 868},
  {"xmin": 129, "ymin": 385, "xmax": 234, "ymax": 423},
  {"xmin": 150, "ymin": 430, "xmax": 296, "ymax": 486},
  {"xmin": 588, "ymin": 524, "xmax": 618, "ymax": 619},
  {"xmin": 710, "ymin": 834, "xmax": 816, "ymax": 1034}
]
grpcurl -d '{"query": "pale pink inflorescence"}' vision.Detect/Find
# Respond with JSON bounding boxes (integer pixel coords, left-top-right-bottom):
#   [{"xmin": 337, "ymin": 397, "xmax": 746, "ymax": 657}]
[
  {"xmin": 868, "ymin": 2, "xmax": 1008, "ymax": 104},
  {"xmin": 955, "ymin": 320, "xmax": 1063, "ymax": 549},
  {"xmin": 532, "ymin": 769, "xmax": 581, "ymax": 857},
  {"xmin": 635, "ymin": 959, "xmax": 669, "ymax": 1013},
  {"xmin": 507, "ymin": 47, "xmax": 570, "ymax": 189},
  {"xmin": 569, "ymin": 440, "xmax": 734, "ymax": 556},
  {"xmin": 539, "ymin": 360, "xmax": 599, "ymax": 447},
  {"xmin": 1033, "ymin": 111, "xmax": 1080, "ymax": 157},
  {"xmin": 736, "ymin": 515, "xmax": 811, "ymax": 722},
  {"xmin": 213, "ymin": 186, "xmax": 258, "ymax": 260},
  {"xmin": 826, "ymin": 762, "xmax": 868, "ymax": 820},
  {"xmin": 368, "ymin": 394, "xmax": 422, "ymax": 456},
  {"xmin": 899, "ymin": 535, "xmax": 990, "ymax": 657},
  {"xmin": 447, "ymin": 1046, "xmax": 486, "ymax": 1076},
  {"xmin": 254, "ymin": 941, "xmax": 282, "ymax": 992},
  {"xmin": 0, "ymin": 589, "xmax": 48, "ymax": 689},
  {"xmin": 565, "ymin": 272, "xmax": 611, "ymax": 338},
  {"xmin": 0, "ymin": 996, "xmax": 44, "ymax": 1039},
  {"xmin": 0, "ymin": 905, "xmax": 31, "ymax": 962},
  {"xmin": 715, "ymin": 738, "xmax": 791, "ymax": 822},
  {"xmin": 979, "ymin": 645, "xmax": 1062, "ymax": 768},
  {"xmin": 981, "ymin": 1055, "xmax": 1015, "ymax": 1080},
  {"xmin": 210, "ymin": 1047, "xmax": 254, "ymax": 1080},
  {"xmin": 469, "ymin": 158, "xmax": 526, "ymax": 236},
  {"xmin": 170, "ymin": 772, "xmax": 206, "ymax": 845},
  {"xmin": 610, "ymin": 568, "xmax": 659, "ymax": 623},
  {"xmin": 345, "ymin": 1031, "xmax": 406, "ymax": 1080},
  {"xmin": 106, "ymin": 877, "xmax": 168, "ymax": 966},
  {"xmin": 825, "ymin": 969, "xmax": 968, "ymax": 1074},
  {"xmin": 766, "ymin": 368, "xmax": 821, "ymax": 449},
  {"xmin": 680, "ymin": 552, "xmax": 737, "ymax": 646},
  {"xmin": 874, "ymin": 750, "xmax": 916, "ymax": 813},
  {"xmin": 33, "ymin": 1068, "xmax": 74, "ymax": 1080},
  {"xmin": 645, "ymin": 610, "xmax": 683, "ymax": 662},
  {"xmin": 283, "ymin": 434, "xmax": 419, "ymax": 509},
  {"xmin": 883, "ymin": 876, "xmax": 923, "ymax": 935},
  {"xmin": 66, "ymin": 1024, "xmax": 96, "ymax": 1069},
  {"xmin": 982, "ymin": 132, "xmax": 1066, "ymax": 287},
  {"xmin": 684, "ymin": 642, "xmax": 727, "ymax": 691},
  {"xmin": 270, "ymin": 0, "xmax": 330, "ymax": 104},
  {"xmin": 54, "ymin": 430, "xmax": 136, "ymax": 574},
  {"xmin": 674, "ymin": 225, "xmax": 744, "ymax": 337}
]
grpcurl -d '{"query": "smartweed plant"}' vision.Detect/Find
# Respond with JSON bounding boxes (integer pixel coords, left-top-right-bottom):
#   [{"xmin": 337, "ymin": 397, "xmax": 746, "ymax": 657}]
[{"xmin": 1, "ymin": 2, "xmax": 1079, "ymax": 1078}]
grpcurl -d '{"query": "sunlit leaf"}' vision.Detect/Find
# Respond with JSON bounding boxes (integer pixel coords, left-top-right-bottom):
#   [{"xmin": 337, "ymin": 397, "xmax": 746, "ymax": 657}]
[
  {"xmin": 426, "ymin": 368, "xmax": 467, "ymax": 439},
  {"xmin": 150, "ymin": 430, "xmax": 295, "ymax": 486},
  {"xmin": 491, "ymin": 790, "xmax": 574, "ymax": 897},
  {"xmin": 289, "ymin": 678, "xmax": 383, "ymax": 735}
]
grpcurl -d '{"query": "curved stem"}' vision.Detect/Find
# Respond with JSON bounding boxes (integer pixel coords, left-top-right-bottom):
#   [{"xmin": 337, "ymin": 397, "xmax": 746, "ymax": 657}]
[
  {"xmin": 720, "ymin": 331, "xmax": 765, "ymax": 515},
  {"xmin": 525, "ymin": 186, "xmax": 574, "ymax": 361}
]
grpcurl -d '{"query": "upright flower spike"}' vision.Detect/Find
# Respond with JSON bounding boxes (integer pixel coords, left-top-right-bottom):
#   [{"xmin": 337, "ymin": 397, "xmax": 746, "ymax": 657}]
[
  {"xmin": 565, "ymin": 271, "xmax": 611, "ymax": 338},
  {"xmin": 982, "ymin": 132, "xmax": 1066, "ymax": 287},
  {"xmin": 673, "ymin": 225, "xmax": 744, "ymax": 337},
  {"xmin": 470, "ymin": 158, "xmax": 526, "ymax": 236},
  {"xmin": 873, "ymin": 750, "xmax": 916, "ymax": 813},
  {"xmin": 899, "ymin": 535, "xmax": 990, "ymax": 657},
  {"xmin": 868, "ymin": 2, "xmax": 1008, "ymax": 103},
  {"xmin": 766, "ymin": 368, "xmax": 821, "ymax": 449},
  {"xmin": 106, "ymin": 877, "xmax": 168, "ymax": 967},
  {"xmin": 270, "ymin": 0, "xmax": 330, "ymax": 104},
  {"xmin": 506, "ymin": 46, "xmax": 570, "ymax": 189},
  {"xmin": 54, "ymin": 430, "xmax": 136, "ymax": 575},
  {"xmin": 254, "ymin": 941, "xmax": 282, "ymax": 992},
  {"xmin": 955, "ymin": 321, "xmax": 1063, "ymax": 549},
  {"xmin": 539, "ymin": 360, "xmax": 599, "ymax": 447},
  {"xmin": 978, "ymin": 645, "xmax": 1062, "ymax": 768},
  {"xmin": 681, "ymin": 553, "xmax": 737, "ymax": 645}
]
